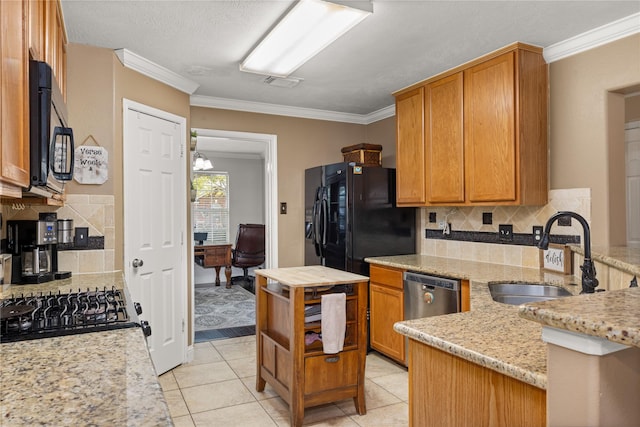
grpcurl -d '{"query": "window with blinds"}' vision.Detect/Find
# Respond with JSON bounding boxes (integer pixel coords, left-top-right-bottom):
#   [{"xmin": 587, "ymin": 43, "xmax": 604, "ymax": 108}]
[{"xmin": 192, "ymin": 172, "xmax": 229, "ymax": 244}]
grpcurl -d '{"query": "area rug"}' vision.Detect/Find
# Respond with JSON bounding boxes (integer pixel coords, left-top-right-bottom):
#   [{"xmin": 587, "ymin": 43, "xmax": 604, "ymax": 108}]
[{"xmin": 194, "ymin": 284, "xmax": 256, "ymax": 331}]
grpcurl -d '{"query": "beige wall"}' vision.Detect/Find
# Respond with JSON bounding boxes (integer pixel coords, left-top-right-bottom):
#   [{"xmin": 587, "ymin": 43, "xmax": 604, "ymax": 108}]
[
  {"xmin": 547, "ymin": 344, "xmax": 640, "ymax": 426},
  {"xmin": 66, "ymin": 45, "xmax": 115, "ymax": 196},
  {"xmin": 626, "ymin": 94, "xmax": 640, "ymax": 122},
  {"xmin": 66, "ymin": 43, "xmax": 191, "ymax": 271},
  {"xmin": 190, "ymin": 107, "xmax": 382, "ymax": 267},
  {"xmin": 549, "ymin": 34, "xmax": 640, "ymax": 246},
  {"xmin": 364, "ymin": 115, "xmax": 396, "ymax": 167}
]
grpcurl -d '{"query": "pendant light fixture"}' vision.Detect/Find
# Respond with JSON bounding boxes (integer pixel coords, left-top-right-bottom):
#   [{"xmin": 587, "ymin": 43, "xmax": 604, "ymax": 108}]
[{"xmin": 193, "ymin": 151, "xmax": 213, "ymax": 171}]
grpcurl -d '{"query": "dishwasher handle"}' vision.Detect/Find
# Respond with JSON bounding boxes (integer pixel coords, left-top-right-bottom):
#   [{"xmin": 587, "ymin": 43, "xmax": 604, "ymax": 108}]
[{"xmin": 404, "ymin": 271, "xmax": 460, "ymax": 291}]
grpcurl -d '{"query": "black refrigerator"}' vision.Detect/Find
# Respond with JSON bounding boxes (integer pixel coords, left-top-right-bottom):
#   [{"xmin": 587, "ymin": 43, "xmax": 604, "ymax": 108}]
[{"xmin": 304, "ymin": 162, "xmax": 415, "ymax": 276}]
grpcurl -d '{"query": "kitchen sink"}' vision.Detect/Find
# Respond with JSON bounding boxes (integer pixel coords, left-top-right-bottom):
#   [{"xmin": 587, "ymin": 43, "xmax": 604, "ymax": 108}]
[{"xmin": 489, "ymin": 282, "xmax": 572, "ymax": 305}]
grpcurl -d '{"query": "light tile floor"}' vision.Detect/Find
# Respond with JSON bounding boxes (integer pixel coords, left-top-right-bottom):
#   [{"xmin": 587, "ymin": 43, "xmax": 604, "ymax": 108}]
[{"xmin": 159, "ymin": 335, "xmax": 409, "ymax": 426}]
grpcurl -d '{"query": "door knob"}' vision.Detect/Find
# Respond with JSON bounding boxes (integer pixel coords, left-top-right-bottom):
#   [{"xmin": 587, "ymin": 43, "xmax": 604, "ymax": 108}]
[{"xmin": 132, "ymin": 258, "xmax": 144, "ymax": 268}]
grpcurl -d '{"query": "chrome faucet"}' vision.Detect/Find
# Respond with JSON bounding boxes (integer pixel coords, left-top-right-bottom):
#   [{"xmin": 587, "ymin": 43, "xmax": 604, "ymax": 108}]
[{"xmin": 539, "ymin": 211, "xmax": 599, "ymax": 294}]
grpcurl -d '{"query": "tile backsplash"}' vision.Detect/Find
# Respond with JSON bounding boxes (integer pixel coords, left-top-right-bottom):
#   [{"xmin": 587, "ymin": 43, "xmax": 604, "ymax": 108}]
[
  {"xmin": 418, "ymin": 188, "xmax": 591, "ymax": 269},
  {"xmin": 2, "ymin": 194, "xmax": 115, "ymax": 274}
]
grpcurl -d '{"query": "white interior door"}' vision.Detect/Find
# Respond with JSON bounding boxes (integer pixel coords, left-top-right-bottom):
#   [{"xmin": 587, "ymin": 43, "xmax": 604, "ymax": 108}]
[
  {"xmin": 627, "ymin": 123, "xmax": 640, "ymax": 247},
  {"xmin": 123, "ymin": 100, "xmax": 186, "ymax": 374}
]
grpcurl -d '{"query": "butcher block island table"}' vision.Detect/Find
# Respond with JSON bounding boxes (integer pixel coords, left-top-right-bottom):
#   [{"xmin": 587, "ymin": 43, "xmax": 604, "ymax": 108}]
[{"xmin": 255, "ymin": 266, "xmax": 369, "ymax": 427}]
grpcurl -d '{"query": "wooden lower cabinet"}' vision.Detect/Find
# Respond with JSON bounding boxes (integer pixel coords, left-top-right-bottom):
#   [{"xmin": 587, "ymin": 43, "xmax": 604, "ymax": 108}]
[
  {"xmin": 370, "ymin": 282, "xmax": 405, "ymax": 363},
  {"xmin": 255, "ymin": 266, "xmax": 368, "ymax": 427},
  {"xmin": 409, "ymin": 340, "xmax": 546, "ymax": 427},
  {"xmin": 369, "ymin": 265, "xmax": 405, "ymax": 364}
]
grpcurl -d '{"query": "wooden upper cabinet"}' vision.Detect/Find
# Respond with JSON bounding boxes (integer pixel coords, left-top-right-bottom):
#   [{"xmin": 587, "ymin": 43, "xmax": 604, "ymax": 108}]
[
  {"xmin": 464, "ymin": 53, "xmax": 517, "ymax": 203},
  {"xmin": 28, "ymin": 0, "xmax": 46, "ymax": 61},
  {"xmin": 426, "ymin": 72, "xmax": 464, "ymax": 204},
  {"xmin": 0, "ymin": 0, "xmax": 68, "ymax": 197},
  {"xmin": 395, "ymin": 87, "xmax": 426, "ymax": 205},
  {"xmin": 393, "ymin": 43, "xmax": 548, "ymax": 206},
  {"xmin": 44, "ymin": 0, "xmax": 67, "ymax": 99},
  {"xmin": 0, "ymin": 0, "xmax": 31, "ymax": 193}
]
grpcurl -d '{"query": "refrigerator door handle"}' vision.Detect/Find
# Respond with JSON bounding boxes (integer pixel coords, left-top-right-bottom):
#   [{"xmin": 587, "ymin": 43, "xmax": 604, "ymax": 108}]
[
  {"xmin": 313, "ymin": 188, "xmax": 323, "ymax": 257},
  {"xmin": 313, "ymin": 201, "xmax": 321, "ymax": 257},
  {"xmin": 320, "ymin": 195, "xmax": 328, "ymax": 251}
]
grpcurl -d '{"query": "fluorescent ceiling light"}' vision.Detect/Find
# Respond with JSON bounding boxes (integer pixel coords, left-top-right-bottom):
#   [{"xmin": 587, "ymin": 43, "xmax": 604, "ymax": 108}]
[{"xmin": 240, "ymin": 0, "xmax": 372, "ymax": 78}]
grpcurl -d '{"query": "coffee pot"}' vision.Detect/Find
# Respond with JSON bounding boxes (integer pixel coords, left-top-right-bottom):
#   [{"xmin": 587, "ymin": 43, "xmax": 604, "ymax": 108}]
[
  {"xmin": 7, "ymin": 219, "xmax": 58, "ymax": 284},
  {"xmin": 20, "ymin": 245, "xmax": 52, "ymax": 277}
]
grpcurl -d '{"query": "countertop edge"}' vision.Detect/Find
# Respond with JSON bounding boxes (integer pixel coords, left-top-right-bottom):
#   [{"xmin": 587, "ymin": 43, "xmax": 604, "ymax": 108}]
[
  {"xmin": 517, "ymin": 287, "xmax": 640, "ymax": 348},
  {"xmin": 569, "ymin": 245, "xmax": 640, "ymax": 277},
  {"xmin": 394, "ymin": 322, "xmax": 547, "ymax": 389}
]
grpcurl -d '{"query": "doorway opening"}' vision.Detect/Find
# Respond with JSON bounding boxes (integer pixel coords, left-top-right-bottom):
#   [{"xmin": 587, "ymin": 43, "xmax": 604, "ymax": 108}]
[{"xmin": 190, "ymin": 129, "xmax": 277, "ymax": 342}]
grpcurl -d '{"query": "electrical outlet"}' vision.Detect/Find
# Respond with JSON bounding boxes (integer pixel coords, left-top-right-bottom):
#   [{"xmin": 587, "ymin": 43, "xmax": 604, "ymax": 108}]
[
  {"xmin": 498, "ymin": 224, "xmax": 513, "ymax": 242},
  {"xmin": 533, "ymin": 226, "xmax": 543, "ymax": 243},
  {"xmin": 429, "ymin": 212, "xmax": 437, "ymax": 223},
  {"xmin": 438, "ymin": 220, "xmax": 446, "ymax": 230},
  {"xmin": 482, "ymin": 212, "xmax": 492, "ymax": 225},
  {"xmin": 280, "ymin": 202, "xmax": 287, "ymax": 214}
]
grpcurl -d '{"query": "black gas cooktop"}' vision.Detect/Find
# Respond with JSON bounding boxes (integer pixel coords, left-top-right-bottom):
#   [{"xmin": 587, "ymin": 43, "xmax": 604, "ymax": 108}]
[{"xmin": 0, "ymin": 287, "xmax": 149, "ymax": 343}]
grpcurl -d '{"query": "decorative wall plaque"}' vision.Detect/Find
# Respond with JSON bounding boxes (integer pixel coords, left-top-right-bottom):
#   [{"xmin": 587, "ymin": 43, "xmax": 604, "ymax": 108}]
[
  {"xmin": 74, "ymin": 141, "xmax": 108, "ymax": 185},
  {"xmin": 540, "ymin": 243, "xmax": 573, "ymax": 275}
]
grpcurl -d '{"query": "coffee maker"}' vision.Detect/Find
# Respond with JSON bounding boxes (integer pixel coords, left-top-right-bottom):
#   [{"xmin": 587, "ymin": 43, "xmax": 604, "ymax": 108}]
[{"xmin": 7, "ymin": 219, "xmax": 64, "ymax": 284}]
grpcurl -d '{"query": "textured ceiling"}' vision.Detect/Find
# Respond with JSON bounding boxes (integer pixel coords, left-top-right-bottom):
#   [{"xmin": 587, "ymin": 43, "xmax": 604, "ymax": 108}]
[{"xmin": 62, "ymin": 1, "xmax": 639, "ymax": 116}]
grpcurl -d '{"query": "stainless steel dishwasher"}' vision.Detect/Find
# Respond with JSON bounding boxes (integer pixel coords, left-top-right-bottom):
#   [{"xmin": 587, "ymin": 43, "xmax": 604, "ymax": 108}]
[{"xmin": 403, "ymin": 271, "xmax": 461, "ymax": 363}]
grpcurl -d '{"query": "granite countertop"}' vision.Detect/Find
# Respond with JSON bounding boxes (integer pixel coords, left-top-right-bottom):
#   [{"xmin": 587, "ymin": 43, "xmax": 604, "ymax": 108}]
[
  {"xmin": 368, "ymin": 250, "xmax": 640, "ymax": 390},
  {"xmin": 396, "ymin": 284, "xmax": 550, "ymax": 389},
  {"xmin": 365, "ymin": 254, "xmax": 574, "ymax": 286},
  {"xmin": 366, "ymin": 254, "xmax": 580, "ymax": 390},
  {"xmin": 0, "ymin": 272, "xmax": 172, "ymax": 426},
  {"xmin": 518, "ymin": 287, "xmax": 640, "ymax": 348},
  {"xmin": 570, "ymin": 245, "xmax": 640, "ymax": 276},
  {"xmin": 0, "ymin": 271, "xmax": 126, "ymax": 299}
]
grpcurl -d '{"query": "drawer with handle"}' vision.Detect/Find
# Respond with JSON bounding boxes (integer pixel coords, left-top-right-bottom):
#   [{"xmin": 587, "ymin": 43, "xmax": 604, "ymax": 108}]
[{"xmin": 304, "ymin": 350, "xmax": 359, "ymax": 394}]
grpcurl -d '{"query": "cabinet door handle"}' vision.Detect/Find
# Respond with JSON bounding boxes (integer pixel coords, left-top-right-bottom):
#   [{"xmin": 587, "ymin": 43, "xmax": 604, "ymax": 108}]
[{"xmin": 325, "ymin": 356, "xmax": 340, "ymax": 363}]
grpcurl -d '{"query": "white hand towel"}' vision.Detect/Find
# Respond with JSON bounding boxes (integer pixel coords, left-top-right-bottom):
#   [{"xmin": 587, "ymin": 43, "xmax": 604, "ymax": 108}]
[{"xmin": 321, "ymin": 293, "xmax": 346, "ymax": 354}]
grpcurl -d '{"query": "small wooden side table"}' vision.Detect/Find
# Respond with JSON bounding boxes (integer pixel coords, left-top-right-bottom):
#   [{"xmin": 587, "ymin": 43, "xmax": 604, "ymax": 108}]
[{"xmin": 194, "ymin": 244, "xmax": 232, "ymax": 287}]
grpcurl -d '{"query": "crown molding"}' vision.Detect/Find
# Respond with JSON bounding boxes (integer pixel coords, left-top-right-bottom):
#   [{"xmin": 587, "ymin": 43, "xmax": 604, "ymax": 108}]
[
  {"xmin": 114, "ymin": 48, "xmax": 200, "ymax": 94},
  {"xmin": 543, "ymin": 12, "xmax": 640, "ymax": 63},
  {"xmin": 364, "ymin": 105, "xmax": 395, "ymax": 124},
  {"xmin": 190, "ymin": 94, "xmax": 393, "ymax": 124},
  {"xmin": 116, "ymin": 13, "xmax": 639, "ymax": 122}
]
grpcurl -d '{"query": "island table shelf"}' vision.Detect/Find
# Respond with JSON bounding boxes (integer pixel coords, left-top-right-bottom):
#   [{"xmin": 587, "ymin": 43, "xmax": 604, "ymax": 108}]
[{"xmin": 255, "ymin": 266, "xmax": 369, "ymax": 427}]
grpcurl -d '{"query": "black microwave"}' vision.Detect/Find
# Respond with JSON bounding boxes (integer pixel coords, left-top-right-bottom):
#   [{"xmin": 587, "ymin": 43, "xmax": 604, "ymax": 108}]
[{"xmin": 28, "ymin": 60, "xmax": 74, "ymax": 196}]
